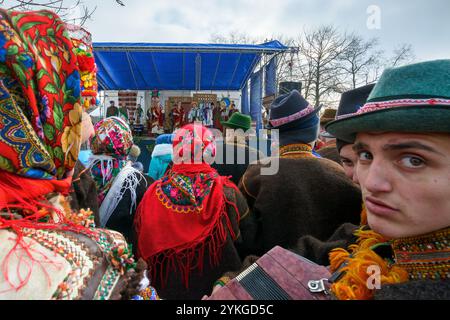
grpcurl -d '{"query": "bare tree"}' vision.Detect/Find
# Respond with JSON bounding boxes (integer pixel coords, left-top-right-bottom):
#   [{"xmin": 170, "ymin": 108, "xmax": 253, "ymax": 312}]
[
  {"xmin": 1, "ymin": 1, "xmax": 125, "ymax": 26},
  {"xmin": 297, "ymin": 25, "xmax": 353, "ymax": 107},
  {"xmin": 338, "ymin": 35, "xmax": 383, "ymax": 89},
  {"xmin": 209, "ymin": 30, "xmax": 262, "ymax": 44},
  {"xmin": 388, "ymin": 43, "xmax": 415, "ymax": 67}
]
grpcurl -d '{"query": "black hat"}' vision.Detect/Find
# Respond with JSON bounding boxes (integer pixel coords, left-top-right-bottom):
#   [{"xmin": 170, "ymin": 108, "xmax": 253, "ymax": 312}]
[
  {"xmin": 333, "ymin": 83, "xmax": 375, "ymax": 151},
  {"xmin": 336, "ymin": 83, "xmax": 376, "ymax": 119},
  {"xmin": 268, "ymin": 90, "xmax": 322, "ymax": 145}
]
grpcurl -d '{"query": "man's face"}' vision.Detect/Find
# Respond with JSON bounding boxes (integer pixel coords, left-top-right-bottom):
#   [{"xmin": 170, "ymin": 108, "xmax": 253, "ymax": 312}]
[
  {"xmin": 339, "ymin": 144, "xmax": 358, "ymax": 183},
  {"xmin": 354, "ymin": 132, "xmax": 450, "ymax": 239}
]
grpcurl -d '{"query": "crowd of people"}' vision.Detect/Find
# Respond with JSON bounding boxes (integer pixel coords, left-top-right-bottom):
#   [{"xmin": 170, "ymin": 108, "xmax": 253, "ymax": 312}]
[{"xmin": 0, "ymin": 8, "xmax": 449, "ymax": 300}]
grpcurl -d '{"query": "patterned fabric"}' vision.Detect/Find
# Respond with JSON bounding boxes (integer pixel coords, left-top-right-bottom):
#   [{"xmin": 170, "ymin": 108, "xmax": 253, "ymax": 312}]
[
  {"xmin": 329, "ymin": 226, "xmax": 450, "ymax": 299},
  {"xmin": 279, "ymin": 143, "xmax": 315, "ymax": 159},
  {"xmin": 0, "ymin": 9, "xmax": 82, "ymax": 179},
  {"xmin": 391, "ymin": 227, "xmax": 450, "ymax": 280},
  {"xmin": 0, "ymin": 10, "xmax": 155, "ymax": 301},
  {"xmin": 132, "ymin": 286, "xmax": 160, "ymax": 300},
  {"xmin": 90, "ymin": 116, "xmax": 133, "ymax": 157},
  {"xmin": 90, "ymin": 156, "xmax": 128, "ymax": 204},
  {"xmin": 135, "ymin": 124, "xmax": 240, "ymax": 288},
  {"xmin": 0, "ymin": 227, "xmax": 135, "ymax": 300},
  {"xmin": 89, "ymin": 116, "xmax": 133, "ymax": 204},
  {"xmin": 157, "ymin": 170, "xmax": 216, "ymax": 212},
  {"xmin": 172, "ymin": 123, "xmax": 216, "ymax": 164}
]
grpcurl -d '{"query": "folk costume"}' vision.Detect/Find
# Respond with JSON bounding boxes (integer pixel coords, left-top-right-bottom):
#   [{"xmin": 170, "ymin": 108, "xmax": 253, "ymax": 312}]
[
  {"xmin": 0, "ymin": 9, "xmax": 155, "ymax": 299},
  {"xmin": 107, "ymin": 103, "xmax": 119, "ymax": 117},
  {"xmin": 212, "ymin": 102, "xmax": 223, "ymax": 131},
  {"xmin": 238, "ymin": 90, "xmax": 362, "ymax": 258},
  {"xmin": 135, "ymin": 124, "xmax": 249, "ymax": 299},
  {"xmin": 171, "ymin": 102, "xmax": 185, "ymax": 130},
  {"xmin": 202, "ymin": 102, "xmax": 214, "ymax": 127},
  {"xmin": 321, "ymin": 59, "xmax": 450, "ymax": 299},
  {"xmin": 88, "ymin": 117, "xmax": 150, "ymax": 242},
  {"xmin": 211, "ymin": 112, "xmax": 265, "ymax": 186},
  {"xmin": 187, "ymin": 103, "xmax": 203, "ymax": 123},
  {"xmin": 149, "ymin": 90, "xmax": 164, "ymax": 134}
]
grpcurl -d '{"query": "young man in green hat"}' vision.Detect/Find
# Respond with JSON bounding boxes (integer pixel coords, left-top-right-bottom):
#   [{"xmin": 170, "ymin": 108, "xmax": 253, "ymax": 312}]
[
  {"xmin": 294, "ymin": 59, "xmax": 450, "ymax": 299},
  {"xmin": 211, "ymin": 112, "xmax": 264, "ymax": 185},
  {"xmin": 208, "ymin": 60, "xmax": 450, "ymax": 300}
]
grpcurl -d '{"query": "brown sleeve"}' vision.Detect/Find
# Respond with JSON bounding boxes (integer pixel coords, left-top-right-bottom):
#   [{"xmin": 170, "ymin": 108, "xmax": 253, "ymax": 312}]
[
  {"xmin": 70, "ymin": 161, "xmax": 100, "ymax": 226},
  {"xmin": 290, "ymin": 223, "xmax": 358, "ymax": 266},
  {"xmin": 238, "ymin": 163, "xmax": 262, "ymax": 208},
  {"xmin": 223, "ymin": 186, "xmax": 249, "ymax": 237}
]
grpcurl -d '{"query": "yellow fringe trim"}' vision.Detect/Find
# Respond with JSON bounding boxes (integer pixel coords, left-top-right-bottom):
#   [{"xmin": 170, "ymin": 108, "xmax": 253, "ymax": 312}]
[{"xmin": 329, "ymin": 227, "xmax": 409, "ymax": 300}]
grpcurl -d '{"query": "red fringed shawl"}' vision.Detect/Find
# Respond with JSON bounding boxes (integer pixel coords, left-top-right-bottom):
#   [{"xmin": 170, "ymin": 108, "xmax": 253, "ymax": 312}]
[{"xmin": 135, "ymin": 163, "xmax": 240, "ymax": 288}]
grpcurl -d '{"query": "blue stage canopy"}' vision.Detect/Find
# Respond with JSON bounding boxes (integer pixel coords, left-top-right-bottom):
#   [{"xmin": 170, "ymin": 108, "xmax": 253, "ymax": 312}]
[{"xmin": 93, "ymin": 41, "xmax": 287, "ymax": 91}]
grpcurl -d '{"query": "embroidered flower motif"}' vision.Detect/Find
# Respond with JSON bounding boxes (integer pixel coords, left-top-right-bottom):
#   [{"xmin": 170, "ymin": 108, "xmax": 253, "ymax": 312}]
[{"xmin": 108, "ymin": 244, "xmax": 136, "ymax": 275}]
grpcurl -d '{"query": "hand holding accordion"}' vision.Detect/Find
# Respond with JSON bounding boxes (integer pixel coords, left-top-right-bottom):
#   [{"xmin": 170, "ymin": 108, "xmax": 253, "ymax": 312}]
[{"xmin": 207, "ymin": 246, "xmax": 332, "ymax": 300}]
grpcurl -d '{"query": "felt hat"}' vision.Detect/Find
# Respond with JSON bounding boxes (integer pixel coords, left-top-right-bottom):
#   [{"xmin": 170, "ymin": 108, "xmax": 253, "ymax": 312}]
[
  {"xmin": 331, "ymin": 83, "xmax": 375, "ymax": 151},
  {"xmin": 268, "ymin": 90, "xmax": 321, "ymax": 129},
  {"xmin": 326, "ymin": 60, "xmax": 450, "ymax": 143},
  {"xmin": 268, "ymin": 90, "xmax": 322, "ymax": 145},
  {"xmin": 221, "ymin": 112, "xmax": 252, "ymax": 131}
]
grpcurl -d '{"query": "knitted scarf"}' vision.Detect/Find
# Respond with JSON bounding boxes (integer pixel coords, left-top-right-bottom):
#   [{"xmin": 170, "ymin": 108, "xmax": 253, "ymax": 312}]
[{"xmin": 135, "ymin": 124, "xmax": 240, "ymax": 288}]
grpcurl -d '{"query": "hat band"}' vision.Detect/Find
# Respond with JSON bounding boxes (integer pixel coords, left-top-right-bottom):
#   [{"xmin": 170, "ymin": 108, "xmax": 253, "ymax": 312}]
[
  {"xmin": 335, "ymin": 97, "xmax": 450, "ymax": 120},
  {"xmin": 358, "ymin": 98, "xmax": 450, "ymax": 114},
  {"xmin": 270, "ymin": 105, "xmax": 315, "ymax": 127}
]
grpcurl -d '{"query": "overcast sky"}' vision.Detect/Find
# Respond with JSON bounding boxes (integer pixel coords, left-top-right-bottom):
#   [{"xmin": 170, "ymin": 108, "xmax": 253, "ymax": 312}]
[{"xmin": 79, "ymin": 0, "xmax": 449, "ymax": 62}]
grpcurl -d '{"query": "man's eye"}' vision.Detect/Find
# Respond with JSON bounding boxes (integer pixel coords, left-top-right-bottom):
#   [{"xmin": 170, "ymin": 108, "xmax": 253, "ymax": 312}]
[
  {"xmin": 399, "ymin": 156, "xmax": 425, "ymax": 168},
  {"xmin": 358, "ymin": 151, "xmax": 373, "ymax": 161},
  {"xmin": 341, "ymin": 159, "xmax": 354, "ymax": 167}
]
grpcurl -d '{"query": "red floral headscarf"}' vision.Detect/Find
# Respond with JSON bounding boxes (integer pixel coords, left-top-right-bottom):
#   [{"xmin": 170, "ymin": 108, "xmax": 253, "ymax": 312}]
[
  {"xmin": 172, "ymin": 123, "xmax": 216, "ymax": 165},
  {"xmin": 0, "ymin": 9, "xmax": 82, "ymax": 209},
  {"xmin": 135, "ymin": 124, "xmax": 240, "ymax": 288}
]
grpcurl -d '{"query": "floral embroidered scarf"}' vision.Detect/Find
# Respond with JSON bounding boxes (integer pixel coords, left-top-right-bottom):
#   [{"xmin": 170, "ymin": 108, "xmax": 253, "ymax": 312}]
[
  {"xmin": 88, "ymin": 116, "xmax": 134, "ymax": 205},
  {"xmin": 0, "ymin": 9, "xmax": 83, "ymax": 212},
  {"xmin": 135, "ymin": 124, "xmax": 240, "ymax": 288}
]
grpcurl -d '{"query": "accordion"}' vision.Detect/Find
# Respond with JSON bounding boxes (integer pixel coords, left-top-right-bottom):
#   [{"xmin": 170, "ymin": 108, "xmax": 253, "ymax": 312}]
[{"xmin": 207, "ymin": 246, "xmax": 331, "ymax": 300}]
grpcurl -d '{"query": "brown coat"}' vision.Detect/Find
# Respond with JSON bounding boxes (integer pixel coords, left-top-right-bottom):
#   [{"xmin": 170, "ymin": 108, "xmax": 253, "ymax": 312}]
[
  {"xmin": 238, "ymin": 156, "xmax": 362, "ymax": 257},
  {"xmin": 70, "ymin": 161, "xmax": 100, "ymax": 225}
]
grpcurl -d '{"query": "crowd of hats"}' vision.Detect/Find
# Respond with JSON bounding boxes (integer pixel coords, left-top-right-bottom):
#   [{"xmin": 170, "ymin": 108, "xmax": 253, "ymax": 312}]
[{"xmin": 262, "ymin": 59, "xmax": 450, "ymax": 147}]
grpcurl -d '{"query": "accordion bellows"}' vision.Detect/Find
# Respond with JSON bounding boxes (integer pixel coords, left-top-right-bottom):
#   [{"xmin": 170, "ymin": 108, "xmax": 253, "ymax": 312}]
[{"xmin": 207, "ymin": 246, "xmax": 331, "ymax": 300}]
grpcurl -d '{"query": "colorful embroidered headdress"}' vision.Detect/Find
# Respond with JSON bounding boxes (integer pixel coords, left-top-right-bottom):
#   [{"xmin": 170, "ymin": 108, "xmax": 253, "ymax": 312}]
[
  {"xmin": 65, "ymin": 23, "xmax": 99, "ymax": 112},
  {"xmin": 135, "ymin": 124, "xmax": 239, "ymax": 288}
]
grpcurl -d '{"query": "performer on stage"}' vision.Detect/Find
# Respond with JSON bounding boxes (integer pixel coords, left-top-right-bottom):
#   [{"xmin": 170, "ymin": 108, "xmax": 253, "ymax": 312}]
[
  {"xmin": 171, "ymin": 101, "xmax": 185, "ymax": 130},
  {"xmin": 212, "ymin": 102, "xmax": 223, "ymax": 131},
  {"xmin": 228, "ymin": 102, "xmax": 238, "ymax": 118},
  {"xmin": 106, "ymin": 100, "xmax": 119, "ymax": 117},
  {"xmin": 187, "ymin": 101, "xmax": 203, "ymax": 123},
  {"xmin": 150, "ymin": 90, "xmax": 164, "ymax": 134},
  {"xmin": 203, "ymin": 102, "xmax": 213, "ymax": 127}
]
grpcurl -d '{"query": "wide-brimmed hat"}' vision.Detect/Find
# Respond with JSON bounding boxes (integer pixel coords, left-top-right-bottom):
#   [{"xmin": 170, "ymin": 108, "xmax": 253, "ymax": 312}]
[
  {"xmin": 320, "ymin": 108, "xmax": 337, "ymax": 125},
  {"xmin": 268, "ymin": 90, "xmax": 322, "ymax": 130},
  {"xmin": 221, "ymin": 112, "xmax": 252, "ymax": 131},
  {"xmin": 326, "ymin": 60, "xmax": 450, "ymax": 143},
  {"xmin": 327, "ymin": 83, "xmax": 375, "ymax": 151}
]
